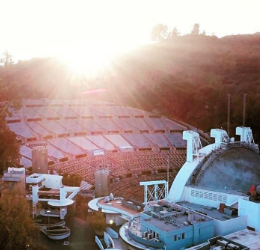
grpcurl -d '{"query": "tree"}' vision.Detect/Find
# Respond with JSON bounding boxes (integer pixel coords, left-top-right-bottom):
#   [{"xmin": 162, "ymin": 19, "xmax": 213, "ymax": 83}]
[
  {"xmin": 0, "ymin": 184, "xmax": 47, "ymax": 250},
  {"xmin": 0, "ymin": 51, "xmax": 14, "ymax": 67},
  {"xmin": 191, "ymin": 23, "xmax": 200, "ymax": 35},
  {"xmin": 150, "ymin": 24, "xmax": 168, "ymax": 41},
  {"xmin": 62, "ymin": 173, "xmax": 82, "ymax": 186},
  {"xmin": 171, "ymin": 27, "xmax": 180, "ymax": 38},
  {"xmin": 0, "ymin": 103, "xmax": 20, "ymax": 173},
  {"xmin": 0, "ymin": 120, "xmax": 20, "ymax": 173},
  {"xmin": 91, "ymin": 209, "xmax": 107, "ymax": 236}
]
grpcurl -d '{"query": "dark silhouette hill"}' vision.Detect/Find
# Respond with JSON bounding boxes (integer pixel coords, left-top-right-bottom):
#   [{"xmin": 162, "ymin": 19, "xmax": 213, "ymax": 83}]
[{"xmin": 1, "ymin": 33, "xmax": 260, "ymax": 139}]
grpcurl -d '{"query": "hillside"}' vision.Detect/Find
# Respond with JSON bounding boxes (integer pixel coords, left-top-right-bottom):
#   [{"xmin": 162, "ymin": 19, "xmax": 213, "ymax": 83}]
[{"xmin": 1, "ymin": 33, "xmax": 260, "ymax": 139}]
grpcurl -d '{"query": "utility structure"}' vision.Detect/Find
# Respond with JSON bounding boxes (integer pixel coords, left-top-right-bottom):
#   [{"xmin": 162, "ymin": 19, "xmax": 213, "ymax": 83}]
[
  {"xmin": 243, "ymin": 93, "xmax": 247, "ymax": 127},
  {"xmin": 227, "ymin": 93, "xmax": 231, "ymax": 135},
  {"xmin": 183, "ymin": 130, "xmax": 202, "ymax": 162},
  {"xmin": 140, "ymin": 180, "xmax": 168, "ymax": 205}
]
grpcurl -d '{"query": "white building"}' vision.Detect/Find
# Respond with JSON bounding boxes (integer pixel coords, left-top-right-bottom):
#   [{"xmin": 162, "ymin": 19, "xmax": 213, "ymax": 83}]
[{"xmin": 26, "ymin": 173, "xmax": 80, "ymax": 219}]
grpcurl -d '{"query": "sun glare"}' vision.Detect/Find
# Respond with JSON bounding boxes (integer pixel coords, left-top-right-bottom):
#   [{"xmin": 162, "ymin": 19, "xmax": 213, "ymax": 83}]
[{"xmin": 58, "ymin": 40, "xmax": 138, "ymax": 76}]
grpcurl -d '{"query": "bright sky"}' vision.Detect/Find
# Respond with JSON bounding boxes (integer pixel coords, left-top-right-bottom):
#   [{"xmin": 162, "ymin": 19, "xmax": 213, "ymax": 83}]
[{"xmin": 0, "ymin": 0, "xmax": 259, "ymax": 65}]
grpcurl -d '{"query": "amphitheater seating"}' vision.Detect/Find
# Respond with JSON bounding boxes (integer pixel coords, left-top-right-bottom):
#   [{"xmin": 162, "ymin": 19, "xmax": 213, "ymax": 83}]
[
  {"xmin": 23, "ymin": 108, "xmax": 42, "ymax": 121},
  {"xmin": 20, "ymin": 145, "xmax": 33, "ymax": 159},
  {"xmin": 33, "ymin": 107, "xmax": 60, "ymax": 120},
  {"xmin": 20, "ymin": 156, "xmax": 32, "ymax": 168},
  {"xmin": 112, "ymin": 118, "xmax": 137, "ymax": 133},
  {"xmin": 104, "ymin": 134, "xmax": 132, "ymax": 148},
  {"xmin": 162, "ymin": 118, "xmax": 186, "ymax": 132},
  {"xmin": 123, "ymin": 134, "xmax": 152, "ymax": 150},
  {"xmin": 57, "ymin": 120, "xmax": 85, "ymax": 135},
  {"xmin": 113, "ymin": 106, "xmax": 132, "ymax": 118},
  {"xmin": 86, "ymin": 135, "xmax": 116, "ymax": 151},
  {"xmin": 165, "ymin": 133, "xmax": 187, "ymax": 149},
  {"xmin": 52, "ymin": 107, "xmax": 78, "ymax": 119},
  {"xmin": 47, "ymin": 144, "xmax": 67, "ymax": 161},
  {"xmin": 127, "ymin": 107, "xmax": 144, "ymax": 118},
  {"xmin": 76, "ymin": 119, "xmax": 103, "ymax": 134},
  {"xmin": 68, "ymin": 137, "xmax": 100, "ymax": 152},
  {"xmin": 48, "ymin": 99, "xmax": 64, "ymax": 106},
  {"xmin": 123, "ymin": 118, "xmax": 150, "ymax": 132},
  {"xmin": 144, "ymin": 133, "xmax": 170, "ymax": 149},
  {"xmin": 70, "ymin": 106, "xmax": 94, "ymax": 119},
  {"xmin": 8, "ymin": 123, "xmax": 36, "ymax": 141},
  {"xmin": 28, "ymin": 122, "xmax": 53, "ymax": 138},
  {"xmin": 37, "ymin": 121, "xmax": 69, "ymax": 136},
  {"xmin": 144, "ymin": 117, "xmax": 167, "ymax": 132},
  {"xmin": 92, "ymin": 107, "xmax": 113, "ymax": 118},
  {"xmin": 48, "ymin": 138, "xmax": 86, "ymax": 157},
  {"xmin": 50, "ymin": 150, "xmax": 186, "ymax": 190},
  {"xmin": 11, "ymin": 99, "xmax": 190, "ymax": 192},
  {"xmin": 63, "ymin": 99, "xmax": 88, "ymax": 106},
  {"xmin": 95, "ymin": 118, "xmax": 120, "ymax": 133},
  {"xmin": 103, "ymin": 106, "xmax": 131, "ymax": 118}
]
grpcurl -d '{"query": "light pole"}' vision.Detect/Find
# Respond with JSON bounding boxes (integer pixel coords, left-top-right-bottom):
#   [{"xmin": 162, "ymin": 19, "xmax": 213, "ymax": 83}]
[
  {"xmin": 46, "ymin": 210, "xmax": 51, "ymax": 226},
  {"xmin": 167, "ymin": 157, "xmax": 169, "ymax": 186}
]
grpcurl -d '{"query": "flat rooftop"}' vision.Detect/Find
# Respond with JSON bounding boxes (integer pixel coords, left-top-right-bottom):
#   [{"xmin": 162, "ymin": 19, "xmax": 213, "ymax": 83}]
[
  {"xmin": 225, "ymin": 229, "xmax": 260, "ymax": 250},
  {"xmin": 143, "ymin": 203, "xmax": 212, "ymax": 232},
  {"xmin": 178, "ymin": 201, "xmax": 237, "ymax": 221},
  {"xmin": 98, "ymin": 198, "xmax": 142, "ymax": 216},
  {"xmin": 143, "ymin": 213, "xmax": 193, "ymax": 231},
  {"xmin": 187, "ymin": 229, "xmax": 260, "ymax": 250}
]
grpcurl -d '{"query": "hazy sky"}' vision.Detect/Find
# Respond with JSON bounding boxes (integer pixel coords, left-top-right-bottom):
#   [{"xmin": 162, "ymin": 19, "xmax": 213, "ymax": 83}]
[{"xmin": 0, "ymin": 0, "xmax": 259, "ymax": 61}]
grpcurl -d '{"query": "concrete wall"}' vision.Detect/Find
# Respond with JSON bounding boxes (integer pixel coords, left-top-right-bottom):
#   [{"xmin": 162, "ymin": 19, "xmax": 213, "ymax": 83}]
[
  {"xmin": 214, "ymin": 216, "xmax": 247, "ymax": 236},
  {"xmin": 184, "ymin": 186, "xmax": 248, "ymax": 208},
  {"xmin": 238, "ymin": 198, "xmax": 260, "ymax": 231}
]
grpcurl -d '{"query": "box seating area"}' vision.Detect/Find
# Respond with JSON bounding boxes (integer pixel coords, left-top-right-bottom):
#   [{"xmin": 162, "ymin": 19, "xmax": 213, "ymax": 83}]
[
  {"xmin": 52, "ymin": 106, "xmax": 78, "ymax": 119},
  {"xmin": 77, "ymin": 119, "xmax": 103, "ymax": 134},
  {"xmin": 127, "ymin": 107, "xmax": 144, "ymax": 117},
  {"xmin": 123, "ymin": 117, "xmax": 150, "ymax": 132},
  {"xmin": 33, "ymin": 107, "xmax": 60, "ymax": 120},
  {"xmin": 70, "ymin": 106, "xmax": 94, "ymax": 119},
  {"xmin": 37, "ymin": 121, "xmax": 69, "ymax": 136},
  {"xmin": 86, "ymin": 135, "xmax": 116, "ymax": 151},
  {"xmin": 112, "ymin": 118, "xmax": 137, "ymax": 133},
  {"xmin": 144, "ymin": 133, "xmax": 171, "ymax": 149},
  {"xmin": 57, "ymin": 120, "xmax": 85, "ymax": 135},
  {"xmin": 19, "ymin": 156, "xmax": 32, "ymax": 168},
  {"xmin": 47, "ymin": 144, "xmax": 66, "ymax": 161},
  {"xmin": 28, "ymin": 121, "xmax": 53, "ymax": 138},
  {"xmin": 20, "ymin": 145, "xmax": 33, "ymax": 159},
  {"xmin": 95, "ymin": 118, "xmax": 119, "ymax": 133},
  {"xmin": 162, "ymin": 118, "xmax": 186, "ymax": 132},
  {"xmin": 104, "ymin": 134, "xmax": 131, "ymax": 148},
  {"xmin": 48, "ymin": 138, "xmax": 86, "ymax": 157},
  {"xmin": 8, "ymin": 123, "xmax": 36, "ymax": 141},
  {"xmin": 123, "ymin": 134, "xmax": 152, "ymax": 150},
  {"xmin": 144, "ymin": 117, "xmax": 167, "ymax": 132},
  {"xmin": 22, "ymin": 108, "xmax": 42, "ymax": 121},
  {"xmin": 165, "ymin": 133, "xmax": 187, "ymax": 149},
  {"xmin": 68, "ymin": 137, "xmax": 99, "ymax": 152},
  {"xmin": 102, "ymin": 106, "xmax": 131, "ymax": 118},
  {"xmin": 92, "ymin": 107, "xmax": 113, "ymax": 118}
]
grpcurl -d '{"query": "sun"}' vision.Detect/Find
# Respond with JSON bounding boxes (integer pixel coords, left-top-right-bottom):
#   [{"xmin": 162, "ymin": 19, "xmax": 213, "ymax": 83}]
[{"xmin": 58, "ymin": 40, "xmax": 135, "ymax": 76}]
